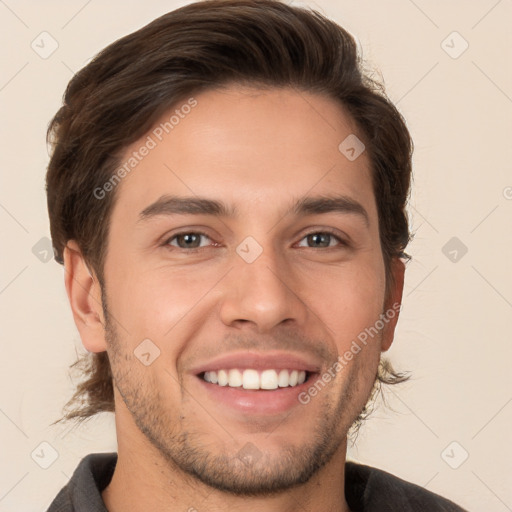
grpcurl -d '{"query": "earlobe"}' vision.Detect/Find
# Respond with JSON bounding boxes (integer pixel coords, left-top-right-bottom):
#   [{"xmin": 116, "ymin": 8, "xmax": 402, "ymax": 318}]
[
  {"xmin": 63, "ymin": 240, "xmax": 107, "ymax": 353},
  {"xmin": 380, "ymin": 257, "xmax": 405, "ymax": 352}
]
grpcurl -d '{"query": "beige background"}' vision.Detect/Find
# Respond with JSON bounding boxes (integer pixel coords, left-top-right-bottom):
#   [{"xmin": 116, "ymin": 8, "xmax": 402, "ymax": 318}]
[{"xmin": 1, "ymin": 1, "xmax": 511, "ymax": 510}]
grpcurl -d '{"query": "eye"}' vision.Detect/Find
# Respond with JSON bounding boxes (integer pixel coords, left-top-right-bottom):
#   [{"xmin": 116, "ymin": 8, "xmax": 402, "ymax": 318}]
[
  {"xmin": 296, "ymin": 230, "xmax": 347, "ymax": 249},
  {"xmin": 162, "ymin": 229, "xmax": 347, "ymax": 252},
  {"xmin": 165, "ymin": 231, "xmax": 213, "ymax": 250}
]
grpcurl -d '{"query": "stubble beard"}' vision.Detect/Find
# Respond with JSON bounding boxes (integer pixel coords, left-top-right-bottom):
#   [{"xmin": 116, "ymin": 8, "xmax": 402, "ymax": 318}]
[{"xmin": 103, "ymin": 304, "xmax": 373, "ymax": 496}]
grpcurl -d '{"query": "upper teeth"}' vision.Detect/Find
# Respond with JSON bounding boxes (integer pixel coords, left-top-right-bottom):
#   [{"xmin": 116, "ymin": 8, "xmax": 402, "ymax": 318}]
[{"xmin": 203, "ymin": 369, "xmax": 307, "ymax": 389}]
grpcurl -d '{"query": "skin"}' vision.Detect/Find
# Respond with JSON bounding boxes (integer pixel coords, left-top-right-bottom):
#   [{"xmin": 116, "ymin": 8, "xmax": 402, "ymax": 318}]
[{"xmin": 64, "ymin": 85, "xmax": 404, "ymax": 512}]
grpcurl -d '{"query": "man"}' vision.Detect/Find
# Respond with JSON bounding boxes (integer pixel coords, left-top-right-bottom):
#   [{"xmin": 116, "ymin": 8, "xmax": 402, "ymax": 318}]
[{"xmin": 45, "ymin": 0, "xmax": 467, "ymax": 510}]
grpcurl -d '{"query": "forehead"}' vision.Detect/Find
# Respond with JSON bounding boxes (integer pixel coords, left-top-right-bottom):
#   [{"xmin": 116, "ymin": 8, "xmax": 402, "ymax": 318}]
[{"xmin": 110, "ymin": 85, "xmax": 376, "ymax": 225}]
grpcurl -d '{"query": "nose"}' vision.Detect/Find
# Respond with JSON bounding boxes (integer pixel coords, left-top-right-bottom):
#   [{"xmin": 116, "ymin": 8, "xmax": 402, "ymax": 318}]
[{"xmin": 218, "ymin": 244, "xmax": 310, "ymax": 333}]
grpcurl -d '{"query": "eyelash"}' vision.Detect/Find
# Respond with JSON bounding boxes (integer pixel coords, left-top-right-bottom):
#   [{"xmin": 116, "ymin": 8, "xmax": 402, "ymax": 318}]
[{"xmin": 162, "ymin": 229, "xmax": 348, "ymax": 252}]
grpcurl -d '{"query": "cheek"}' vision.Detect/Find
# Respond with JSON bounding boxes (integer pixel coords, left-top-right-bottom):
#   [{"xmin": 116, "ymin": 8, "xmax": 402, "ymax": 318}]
[
  {"xmin": 312, "ymin": 260, "xmax": 386, "ymax": 349},
  {"xmin": 105, "ymin": 259, "xmax": 216, "ymax": 347}
]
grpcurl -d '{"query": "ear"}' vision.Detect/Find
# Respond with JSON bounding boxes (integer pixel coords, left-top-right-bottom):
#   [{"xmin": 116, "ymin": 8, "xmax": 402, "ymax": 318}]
[
  {"xmin": 63, "ymin": 240, "xmax": 107, "ymax": 353},
  {"xmin": 380, "ymin": 257, "xmax": 405, "ymax": 352}
]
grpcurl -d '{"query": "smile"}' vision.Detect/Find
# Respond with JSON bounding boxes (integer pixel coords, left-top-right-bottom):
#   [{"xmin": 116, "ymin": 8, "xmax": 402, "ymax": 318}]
[{"xmin": 203, "ymin": 368, "xmax": 307, "ymax": 389}]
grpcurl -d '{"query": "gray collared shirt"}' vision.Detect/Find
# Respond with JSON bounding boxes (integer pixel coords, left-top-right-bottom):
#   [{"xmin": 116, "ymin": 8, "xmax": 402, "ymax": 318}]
[{"xmin": 46, "ymin": 452, "xmax": 468, "ymax": 511}]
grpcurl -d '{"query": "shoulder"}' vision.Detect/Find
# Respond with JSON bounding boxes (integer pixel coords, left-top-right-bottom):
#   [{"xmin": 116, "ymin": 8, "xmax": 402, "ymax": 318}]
[
  {"xmin": 345, "ymin": 461, "xmax": 468, "ymax": 511},
  {"xmin": 46, "ymin": 452, "xmax": 117, "ymax": 512}
]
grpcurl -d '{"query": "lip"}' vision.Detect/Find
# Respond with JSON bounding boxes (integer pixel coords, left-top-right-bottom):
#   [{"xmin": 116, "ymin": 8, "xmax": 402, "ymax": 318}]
[
  {"xmin": 189, "ymin": 350, "xmax": 322, "ymax": 375},
  {"xmin": 195, "ymin": 376, "xmax": 318, "ymax": 415},
  {"xmin": 188, "ymin": 351, "xmax": 322, "ymax": 415}
]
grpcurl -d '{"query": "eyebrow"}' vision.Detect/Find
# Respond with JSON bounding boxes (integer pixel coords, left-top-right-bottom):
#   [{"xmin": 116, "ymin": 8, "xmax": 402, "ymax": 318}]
[{"xmin": 138, "ymin": 194, "xmax": 369, "ymax": 227}]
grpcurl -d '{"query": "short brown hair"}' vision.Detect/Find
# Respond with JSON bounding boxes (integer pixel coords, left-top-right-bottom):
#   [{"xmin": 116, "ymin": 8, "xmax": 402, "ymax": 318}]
[{"xmin": 47, "ymin": 0, "xmax": 412, "ymax": 424}]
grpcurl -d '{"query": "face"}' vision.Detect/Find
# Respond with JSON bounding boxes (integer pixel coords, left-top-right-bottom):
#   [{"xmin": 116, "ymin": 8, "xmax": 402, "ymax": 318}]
[{"xmin": 90, "ymin": 85, "xmax": 403, "ymax": 494}]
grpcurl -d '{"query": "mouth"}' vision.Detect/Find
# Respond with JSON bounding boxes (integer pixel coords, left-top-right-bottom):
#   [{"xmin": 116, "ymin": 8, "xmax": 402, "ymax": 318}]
[
  {"xmin": 190, "ymin": 351, "xmax": 321, "ymax": 414},
  {"xmin": 201, "ymin": 368, "xmax": 309, "ymax": 389}
]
